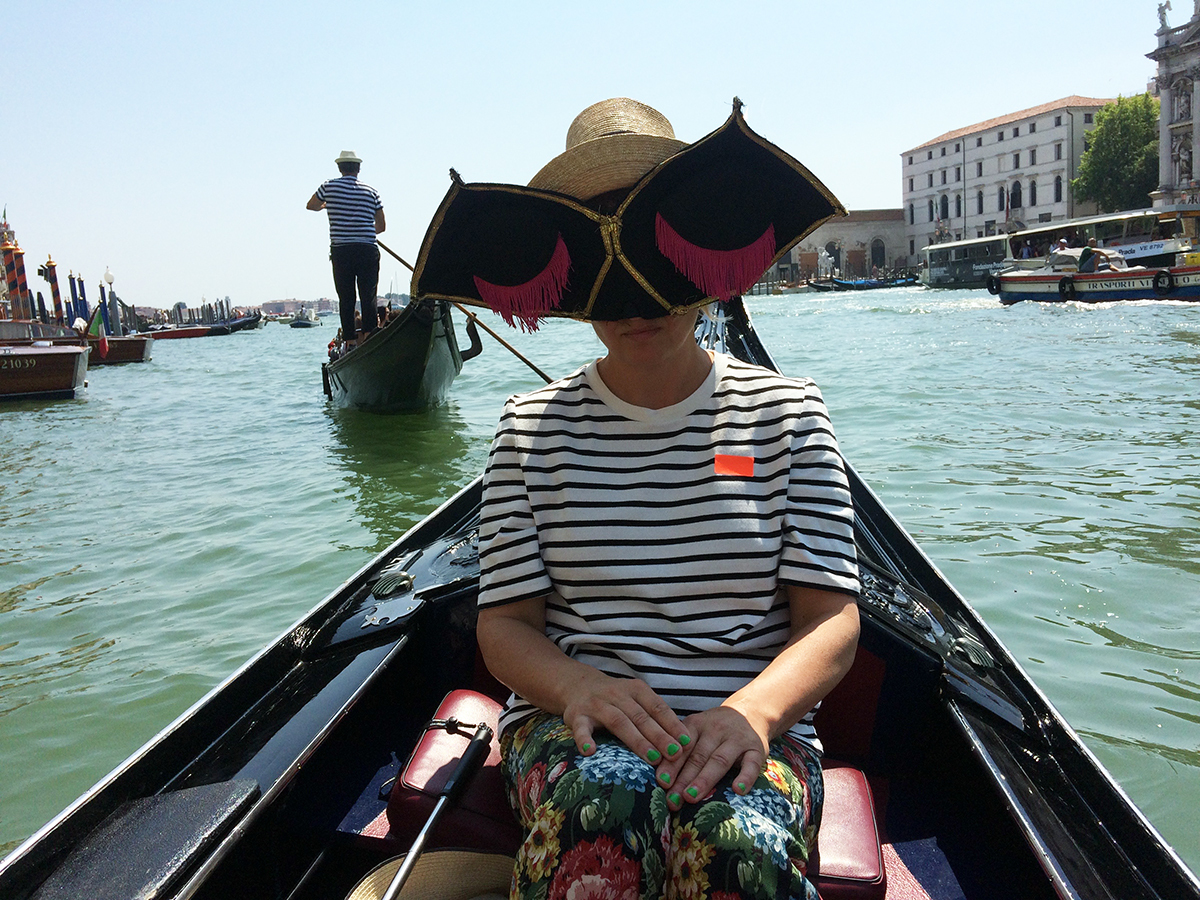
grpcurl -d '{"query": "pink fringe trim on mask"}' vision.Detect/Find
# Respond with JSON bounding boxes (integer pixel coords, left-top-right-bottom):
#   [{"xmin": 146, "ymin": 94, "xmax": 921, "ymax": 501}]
[
  {"xmin": 655, "ymin": 213, "xmax": 776, "ymax": 301},
  {"xmin": 473, "ymin": 234, "xmax": 570, "ymax": 332}
]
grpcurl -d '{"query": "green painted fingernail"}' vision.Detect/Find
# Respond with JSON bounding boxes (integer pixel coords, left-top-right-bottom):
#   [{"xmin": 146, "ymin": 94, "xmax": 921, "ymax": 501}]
[
  {"xmin": 737, "ymin": 782, "xmax": 747, "ymax": 792},
  {"xmin": 686, "ymin": 786, "xmax": 699, "ymax": 798},
  {"xmin": 679, "ymin": 734, "xmax": 691, "ymax": 746},
  {"xmin": 667, "ymin": 742, "xmax": 680, "ymax": 756},
  {"xmin": 668, "ymin": 792, "xmax": 681, "ymax": 805},
  {"xmin": 660, "ymin": 772, "xmax": 671, "ymax": 784},
  {"xmin": 582, "ymin": 743, "xmax": 592, "ymax": 752},
  {"xmin": 647, "ymin": 748, "xmax": 662, "ymax": 763}
]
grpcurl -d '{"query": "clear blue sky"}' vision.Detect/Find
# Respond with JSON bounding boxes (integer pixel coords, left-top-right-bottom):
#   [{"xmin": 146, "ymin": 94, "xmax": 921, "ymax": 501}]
[{"xmin": 2, "ymin": 0, "xmax": 1161, "ymax": 310}]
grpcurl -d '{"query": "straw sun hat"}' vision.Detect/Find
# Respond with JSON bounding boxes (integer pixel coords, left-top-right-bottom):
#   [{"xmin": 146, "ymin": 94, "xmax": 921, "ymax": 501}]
[
  {"xmin": 411, "ymin": 97, "xmax": 845, "ymax": 329},
  {"xmin": 528, "ymin": 97, "xmax": 688, "ymax": 201},
  {"xmin": 345, "ymin": 850, "xmax": 513, "ymax": 900},
  {"xmin": 336, "ymin": 150, "xmax": 362, "ymax": 164}
]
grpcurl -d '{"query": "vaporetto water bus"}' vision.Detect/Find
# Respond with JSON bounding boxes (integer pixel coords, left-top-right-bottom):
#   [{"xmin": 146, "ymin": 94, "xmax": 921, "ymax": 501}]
[{"xmin": 920, "ymin": 207, "xmax": 1200, "ymax": 289}]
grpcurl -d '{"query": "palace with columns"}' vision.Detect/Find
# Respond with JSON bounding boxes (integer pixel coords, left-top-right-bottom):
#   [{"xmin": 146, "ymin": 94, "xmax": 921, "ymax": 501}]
[{"xmin": 1149, "ymin": 2, "xmax": 1200, "ymax": 205}]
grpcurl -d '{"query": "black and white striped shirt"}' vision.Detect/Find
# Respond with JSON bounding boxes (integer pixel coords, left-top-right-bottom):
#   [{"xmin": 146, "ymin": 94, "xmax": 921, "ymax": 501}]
[
  {"xmin": 315, "ymin": 175, "xmax": 382, "ymax": 245},
  {"xmin": 478, "ymin": 353, "xmax": 859, "ymax": 749}
]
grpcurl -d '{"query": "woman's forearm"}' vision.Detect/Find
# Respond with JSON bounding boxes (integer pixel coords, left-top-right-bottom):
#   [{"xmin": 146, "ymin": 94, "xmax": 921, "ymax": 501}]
[
  {"xmin": 477, "ymin": 605, "xmax": 603, "ymax": 715},
  {"xmin": 723, "ymin": 588, "xmax": 860, "ymax": 741},
  {"xmin": 477, "ymin": 601, "xmax": 690, "ymax": 760}
]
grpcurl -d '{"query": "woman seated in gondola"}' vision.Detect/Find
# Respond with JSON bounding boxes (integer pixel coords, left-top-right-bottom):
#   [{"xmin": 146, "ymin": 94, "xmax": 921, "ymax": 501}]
[{"xmin": 415, "ymin": 97, "xmax": 861, "ymax": 899}]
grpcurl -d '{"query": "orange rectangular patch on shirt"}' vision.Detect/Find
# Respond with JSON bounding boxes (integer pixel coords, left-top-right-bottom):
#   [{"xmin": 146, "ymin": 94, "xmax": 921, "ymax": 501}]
[{"xmin": 714, "ymin": 454, "xmax": 755, "ymax": 477}]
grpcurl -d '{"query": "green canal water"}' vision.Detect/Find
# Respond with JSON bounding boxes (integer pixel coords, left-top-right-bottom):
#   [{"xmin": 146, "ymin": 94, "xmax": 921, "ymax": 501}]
[{"xmin": 2, "ymin": 290, "xmax": 1198, "ymax": 871}]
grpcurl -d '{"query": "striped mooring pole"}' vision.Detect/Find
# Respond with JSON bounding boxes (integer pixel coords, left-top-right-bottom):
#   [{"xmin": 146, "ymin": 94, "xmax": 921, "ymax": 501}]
[
  {"xmin": 13, "ymin": 244, "xmax": 33, "ymax": 320},
  {"xmin": 38, "ymin": 255, "xmax": 66, "ymax": 324},
  {"xmin": 1, "ymin": 235, "xmax": 19, "ymax": 319}
]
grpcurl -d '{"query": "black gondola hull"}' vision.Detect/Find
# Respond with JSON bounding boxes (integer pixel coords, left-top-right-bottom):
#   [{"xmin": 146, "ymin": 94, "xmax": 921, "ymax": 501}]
[{"xmin": 323, "ymin": 300, "xmax": 463, "ymax": 412}]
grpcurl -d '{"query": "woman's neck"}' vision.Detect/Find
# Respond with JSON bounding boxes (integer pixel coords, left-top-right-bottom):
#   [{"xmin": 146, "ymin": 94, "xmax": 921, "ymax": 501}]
[{"xmin": 596, "ymin": 344, "xmax": 713, "ymax": 409}]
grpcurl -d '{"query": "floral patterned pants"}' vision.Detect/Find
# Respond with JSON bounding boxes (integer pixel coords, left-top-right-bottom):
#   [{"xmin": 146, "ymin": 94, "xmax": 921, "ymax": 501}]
[{"xmin": 500, "ymin": 712, "xmax": 824, "ymax": 900}]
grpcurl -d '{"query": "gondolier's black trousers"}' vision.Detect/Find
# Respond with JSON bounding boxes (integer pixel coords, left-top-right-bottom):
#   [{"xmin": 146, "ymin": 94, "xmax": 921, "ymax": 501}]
[{"xmin": 330, "ymin": 242, "xmax": 380, "ymax": 342}]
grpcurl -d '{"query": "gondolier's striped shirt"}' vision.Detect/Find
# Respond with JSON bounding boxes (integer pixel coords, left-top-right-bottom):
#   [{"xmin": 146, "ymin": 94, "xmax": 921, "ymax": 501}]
[
  {"xmin": 316, "ymin": 175, "xmax": 383, "ymax": 245},
  {"xmin": 478, "ymin": 353, "xmax": 859, "ymax": 750}
]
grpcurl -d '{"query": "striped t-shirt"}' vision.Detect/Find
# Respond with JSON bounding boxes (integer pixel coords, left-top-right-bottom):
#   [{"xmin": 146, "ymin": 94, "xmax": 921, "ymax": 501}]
[
  {"xmin": 477, "ymin": 352, "xmax": 859, "ymax": 750},
  {"xmin": 315, "ymin": 175, "xmax": 383, "ymax": 245}
]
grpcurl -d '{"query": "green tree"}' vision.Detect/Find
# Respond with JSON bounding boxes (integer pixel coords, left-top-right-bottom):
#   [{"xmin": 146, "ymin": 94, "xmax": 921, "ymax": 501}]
[{"xmin": 1071, "ymin": 94, "xmax": 1160, "ymax": 212}]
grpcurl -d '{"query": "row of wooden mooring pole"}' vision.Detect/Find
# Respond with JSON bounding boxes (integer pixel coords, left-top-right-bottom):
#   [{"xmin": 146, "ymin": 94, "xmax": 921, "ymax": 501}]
[
  {"xmin": 1, "ymin": 214, "xmax": 126, "ymax": 334},
  {"xmin": 3, "ymin": 214, "xmax": 253, "ymax": 333},
  {"xmin": 170, "ymin": 298, "xmax": 233, "ymax": 326}
]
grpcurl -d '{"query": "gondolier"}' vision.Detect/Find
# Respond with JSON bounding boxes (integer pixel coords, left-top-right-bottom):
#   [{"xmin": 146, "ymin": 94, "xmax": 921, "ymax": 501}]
[{"xmin": 307, "ymin": 150, "xmax": 386, "ymax": 349}]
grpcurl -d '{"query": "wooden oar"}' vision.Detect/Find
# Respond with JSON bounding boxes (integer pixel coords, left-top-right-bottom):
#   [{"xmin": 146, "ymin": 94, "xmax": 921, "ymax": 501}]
[{"xmin": 376, "ymin": 240, "xmax": 553, "ymax": 384}]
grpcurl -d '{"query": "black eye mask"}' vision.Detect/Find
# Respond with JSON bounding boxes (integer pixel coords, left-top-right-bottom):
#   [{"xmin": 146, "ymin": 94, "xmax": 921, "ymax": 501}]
[{"xmin": 411, "ymin": 101, "xmax": 845, "ymax": 331}]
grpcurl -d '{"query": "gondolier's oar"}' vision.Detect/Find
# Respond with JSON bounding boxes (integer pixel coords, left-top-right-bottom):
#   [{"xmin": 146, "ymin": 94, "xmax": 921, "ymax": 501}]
[
  {"xmin": 378, "ymin": 720, "xmax": 495, "ymax": 900},
  {"xmin": 377, "ymin": 239, "xmax": 553, "ymax": 384}
]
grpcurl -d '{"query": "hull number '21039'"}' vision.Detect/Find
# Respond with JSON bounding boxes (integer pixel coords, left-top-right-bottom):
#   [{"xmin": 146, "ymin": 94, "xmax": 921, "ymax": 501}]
[{"xmin": 0, "ymin": 357, "xmax": 38, "ymax": 370}]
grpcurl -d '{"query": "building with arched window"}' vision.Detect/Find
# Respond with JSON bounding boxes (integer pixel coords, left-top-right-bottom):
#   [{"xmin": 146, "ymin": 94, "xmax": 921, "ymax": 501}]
[
  {"xmin": 786, "ymin": 209, "xmax": 908, "ymax": 280},
  {"xmin": 900, "ymin": 96, "xmax": 1111, "ymax": 265}
]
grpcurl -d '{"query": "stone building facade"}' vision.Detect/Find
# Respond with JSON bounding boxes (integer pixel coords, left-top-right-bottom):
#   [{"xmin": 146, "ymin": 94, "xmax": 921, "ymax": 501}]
[
  {"xmin": 1149, "ymin": 3, "xmax": 1200, "ymax": 205},
  {"xmin": 899, "ymin": 97, "xmax": 1110, "ymax": 264},
  {"xmin": 792, "ymin": 209, "xmax": 907, "ymax": 279},
  {"xmin": 759, "ymin": 209, "xmax": 907, "ymax": 285}
]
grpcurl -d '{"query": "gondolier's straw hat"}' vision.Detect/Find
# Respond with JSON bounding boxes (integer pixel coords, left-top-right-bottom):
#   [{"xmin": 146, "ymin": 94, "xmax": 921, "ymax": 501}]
[
  {"xmin": 528, "ymin": 97, "xmax": 687, "ymax": 201},
  {"xmin": 336, "ymin": 150, "xmax": 363, "ymax": 164}
]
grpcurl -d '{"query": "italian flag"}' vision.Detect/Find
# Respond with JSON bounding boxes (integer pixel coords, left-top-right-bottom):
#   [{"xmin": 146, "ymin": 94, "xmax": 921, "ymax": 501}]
[{"xmin": 88, "ymin": 308, "xmax": 109, "ymax": 358}]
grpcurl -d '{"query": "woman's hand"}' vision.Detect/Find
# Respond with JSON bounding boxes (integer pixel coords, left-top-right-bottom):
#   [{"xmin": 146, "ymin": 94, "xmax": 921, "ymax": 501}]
[
  {"xmin": 652, "ymin": 584, "xmax": 860, "ymax": 808},
  {"xmin": 650, "ymin": 704, "xmax": 768, "ymax": 808},
  {"xmin": 560, "ymin": 667, "xmax": 690, "ymax": 765},
  {"xmin": 477, "ymin": 596, "xmax": 689, "ymax": 766}
]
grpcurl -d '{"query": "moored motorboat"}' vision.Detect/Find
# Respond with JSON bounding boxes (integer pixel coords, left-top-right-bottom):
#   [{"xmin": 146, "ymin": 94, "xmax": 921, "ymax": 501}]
[
  {"xmin": 81, "ymin": 309, "xmax": 153, "ymax": 364},
  {"xmin": 85, "ymin": 332, "xmax": 153, "ymax": 364},
  {"xmin": 0, "ymin": 342, "xmax": 88, "ymax": 401},
  {"xmin": 0, "ymin": 316, "xmax": 151, "ymax": 367},
  {"xmin": 148, "ymin": 324, "xmax": 221, "ymax": 339},
  {"xmin": 0, "ymin": 297, "xmax": 1196, "ymax": 900},
  {"xmin": 987, "ymin": 247, "xmax": 1200, "ymax": 305},
  {"xmin": 322, "ymin": 297, "xmax": 480, "ymax": 412}
]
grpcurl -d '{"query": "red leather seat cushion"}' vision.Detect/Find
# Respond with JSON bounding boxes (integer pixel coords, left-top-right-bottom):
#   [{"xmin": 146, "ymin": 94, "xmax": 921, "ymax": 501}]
[
  {"xmin": 387, "ymin": 690, "xmax": 884, "ymax": 898},
  {"xmin": 386, "ymin": 689, "xmax": 523, "ymax": 854},
  {"xmin": 812, "ymin": 763, "xmax": 885, "ymax": 900}
]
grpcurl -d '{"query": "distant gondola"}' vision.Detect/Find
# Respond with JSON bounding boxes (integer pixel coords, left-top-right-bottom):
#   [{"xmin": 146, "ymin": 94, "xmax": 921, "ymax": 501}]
[
  {"xmin": 1, "ymin": 298, "xmax": 1197, "ymax": 900},
  {"xmin": 227, "ymin": 311, "xmax": 262, "ymax": 332},
  {"xmin": 831, "ymin": 274, "xmax": 919, "ymax": 290}
]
